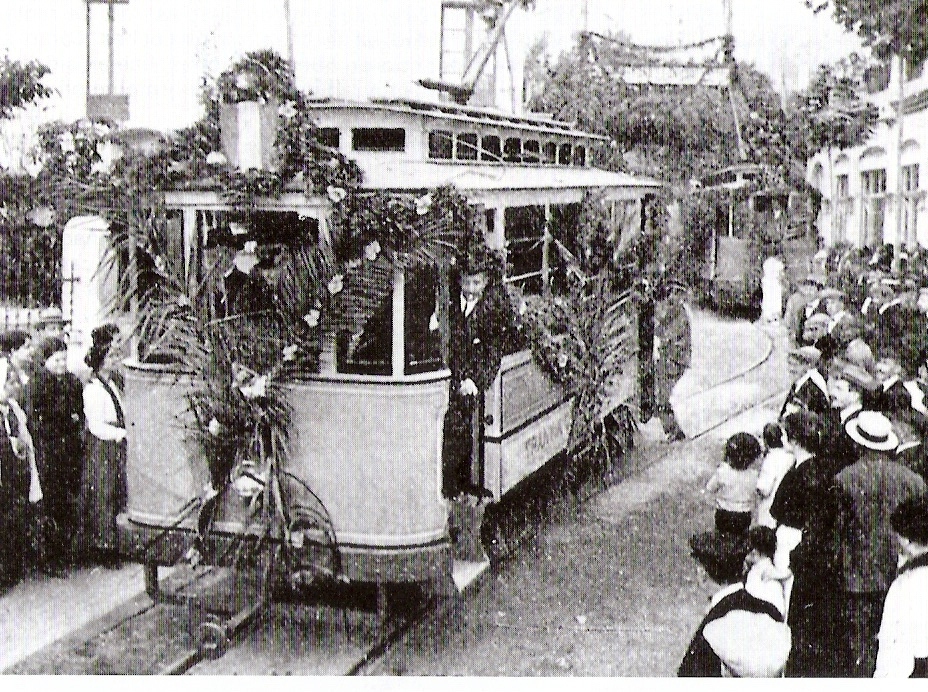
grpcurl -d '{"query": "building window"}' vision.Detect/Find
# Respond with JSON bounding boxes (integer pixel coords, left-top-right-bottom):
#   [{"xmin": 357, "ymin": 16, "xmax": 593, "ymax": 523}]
[
  {"xmin": 907, "ymin": 59, "xmax": 925, "ymax": 82},
  {"xmin": 503, "ymin": 137, "xmax": 522, "ymax": 163},
  {"xmin": 558, "ymin": 143, "xmax": 572, "ymax": 165},
  {"xmin": 481, "ymin": 135, "xmax": 501, "ymax": 162},
  {"xmin": 861, "ymin": 168, "xmax": 887, "ymax": 247},
  {"xmin": 572, "ymin": 145, "xmax": 586, "ymax": 167},
  {"xmin": 522, "ymin": 140, "xmax": 540, "ymax": 164},
  {"xmin": 456, "ymin": 132, "xmax": 479, "ymax": 161},
  {"xmin": 352, "ymin": 127, "xmax": 406, "ymax": 152},
  {"xmin": 542, "ymin": 142, "xmax": 557, "ymax": 165},
  {"xmin": 429, "ymin": 130, "xmax": 454, "ymax": 159},
  {"xmin": 903, "ymin": 164, "xmax": 921, "ymax": 246},
  {"xmin": 836, "ymin": 174, "xmax": 849, "ymax": 198},
  {"xmin": 903, "ymin": 164, "xmax": 920, "ymax": 192},
  {"xmin": 861, "ymin": 168, "xmax": 887, "ymax": 195},
  {"xmin": 318, "ymin": 127, "xmax": 340, "ymax": 149}
]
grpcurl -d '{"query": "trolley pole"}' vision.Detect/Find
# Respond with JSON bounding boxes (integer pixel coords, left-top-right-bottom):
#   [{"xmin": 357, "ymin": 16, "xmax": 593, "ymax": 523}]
[{"xmin": 893, "ymin": 54, "xmax": 905, "ymax": 274}]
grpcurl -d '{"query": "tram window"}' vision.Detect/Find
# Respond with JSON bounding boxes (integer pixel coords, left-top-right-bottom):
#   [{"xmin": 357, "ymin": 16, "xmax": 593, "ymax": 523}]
[
  {"xmin": 572, "ymin": 145, "xmax": 586, "ymax": 167},
  {"xmin": 548, "ymin": 202, "xmax": 583, "ymax": 295},
  {"xmin": 542, "ymin": 142, "xmax": 557, "ymax": 165},
  {"xmin": 318, "ymin": 128, "xmax": 340, "ymax": 149},
  {"xmin": 352, "ymin": 128, "xmax": 406, "ymax": 152},
  {"xmin": 429, "ymin": 130, "xmax": 454, "ymax": 159},
  {"xmin": 503, "ymin": 137, "xmax": 522, "ymax": 163},
  {"xmin": 481, "ymin": 135, "xmax": 502, "ymax": 162},
  {"xmin": 504, "ymin": 205, "xmax": 546, "ymax": 294},
  {"xmin": 405, "ymin": 267, "xmax": 443, "ymax": 374},
  {"xmin": 336, "ymin": 269, "xmax": 393, "ymax": 376},
  {"xmin": 558, "ymin": 143, "xmax": 572, "ymax": 165},
  {"xmin": 523, "ymin": 140, "xmax": 540, "ymax": 164},
  {"xmin": 456, "ymin": 132, "xmax": 479, "ymax": 161}
]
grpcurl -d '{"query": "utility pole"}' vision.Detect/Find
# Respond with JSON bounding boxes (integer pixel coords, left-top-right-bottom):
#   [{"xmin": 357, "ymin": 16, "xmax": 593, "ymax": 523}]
[
  {"xmin": 283, "ymin": 0, "xmax": 295, "ymax": 68},
  {"xmin": 893, "ymin": 53, "xmax": 906, "ymax": 273}
]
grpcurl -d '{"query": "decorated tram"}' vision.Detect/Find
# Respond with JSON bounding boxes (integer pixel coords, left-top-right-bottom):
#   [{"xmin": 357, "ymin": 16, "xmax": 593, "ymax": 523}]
[
  {"xmin": 698, "ymin": 164, "xmax": 817, "ymax": 310},
  {"xmin": 102, "ymin": 64, "xmax": 660, "ymax": 597}
]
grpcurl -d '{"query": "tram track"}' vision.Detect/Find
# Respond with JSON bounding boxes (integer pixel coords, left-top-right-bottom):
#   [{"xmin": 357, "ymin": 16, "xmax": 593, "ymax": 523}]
[
  {"xmin": 9, "ymin": 320, "xmax": 786, "ymax": 676},
  {"xmin": 348, "ymin": 322, "xmax": 789, "ymax": 676}
]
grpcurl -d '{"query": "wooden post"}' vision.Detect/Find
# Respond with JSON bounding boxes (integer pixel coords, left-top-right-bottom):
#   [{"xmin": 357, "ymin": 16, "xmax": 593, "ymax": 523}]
[
  {"xmin": 542, "ymin": 203, "xmax": 552, "ymax": 297},
  {"xmin": 392, "ymin": 268, "xmax": 405, "ymax": 377}
]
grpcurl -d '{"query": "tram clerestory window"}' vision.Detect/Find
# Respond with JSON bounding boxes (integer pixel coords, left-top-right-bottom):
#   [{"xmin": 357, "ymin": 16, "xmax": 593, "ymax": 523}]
[
  {"xmin": 429, "ymin": 130, "xmax": 454, "ymax": 159},
  {"xmin": 481, "ymin": 135, "xmax": 502, "ymax": 162},
  {"xmin": 352, "ymin": 127, "xmax": 406, "ymax": 152},
  {"xmin": 542, "ymin": 142, "xmax": 557, "ymax": 165},
  {"xmin": 503, "ymin": 137, "xmax": 522, "ymax": 163},
  {"xmin": 572, "ymin": 145, "xmax": 586, "ymax": 167},
  {"xmin": 523, "ymin": 140, "xmax": 540, "ymax": 164},
  {"xmin": 456, "ymin": 132, "xmax": 479, "ymax": 161}
]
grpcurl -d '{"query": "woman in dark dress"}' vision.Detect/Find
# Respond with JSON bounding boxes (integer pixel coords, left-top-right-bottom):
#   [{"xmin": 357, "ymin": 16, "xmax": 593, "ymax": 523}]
[
  {"xmin": 769, "ymin": 409, "xmax": 846, "ymax": 677},
  {"xmin": 27, "ymin": 336, "xmax": 85, "ymax": 572},
  {"xmin": 77, "ymin": 324, "xmax": 125, "ymax": 565},
  {"xmin": 0, "ymin": 358, "xmax": 38, "ymax": 590}
]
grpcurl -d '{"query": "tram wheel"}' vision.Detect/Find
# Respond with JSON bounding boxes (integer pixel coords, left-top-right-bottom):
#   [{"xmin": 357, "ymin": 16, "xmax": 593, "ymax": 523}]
[{"xmin": 198, "ymin": 615, "xmax": 230, "ymax": 659}]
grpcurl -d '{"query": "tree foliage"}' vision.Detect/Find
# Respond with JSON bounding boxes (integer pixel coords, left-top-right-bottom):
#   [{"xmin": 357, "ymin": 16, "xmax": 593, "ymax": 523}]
[
  {"xmin": 0, "ymin": 57, "xmax": 53, "ymax": 119},
  {"xmin": 527, "ymin": 32, "xmax": 810, "ymax": 190},
  {"xmin": 810, "ymin": 0, "xmax": 928, "ymax": 67},
  {"xmin": 788, "ymin": 55, "xmax": 878, "ymax": 157}
]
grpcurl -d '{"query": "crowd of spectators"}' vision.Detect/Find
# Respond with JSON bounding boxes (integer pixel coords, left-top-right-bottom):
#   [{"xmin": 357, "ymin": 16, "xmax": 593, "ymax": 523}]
[
  {"xmin": 0, "ymin": 311, "xmax": 126, "ymax": 592},
  {"xmin": 682, "ymin": 243, "xmax": 928, "ymax": 678}
]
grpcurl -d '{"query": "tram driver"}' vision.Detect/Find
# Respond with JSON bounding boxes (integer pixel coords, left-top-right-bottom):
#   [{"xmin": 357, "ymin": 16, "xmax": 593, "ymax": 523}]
[{"xmin": 442, "ymin": 245, "xmax": 515, "ymax": 499}]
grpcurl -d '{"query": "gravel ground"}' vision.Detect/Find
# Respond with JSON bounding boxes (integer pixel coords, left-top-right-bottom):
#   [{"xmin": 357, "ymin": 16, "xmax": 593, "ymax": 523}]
[
  {"xmin": 4, "ymin": 309, "xmax": 784, "ymax": 676},
  {"xmin": 364, "ymin": 313, "xmax": 790, "ymax": 676}
]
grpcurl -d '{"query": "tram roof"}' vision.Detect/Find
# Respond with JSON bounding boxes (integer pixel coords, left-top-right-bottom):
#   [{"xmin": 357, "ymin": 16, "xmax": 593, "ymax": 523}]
[
  {"xmin": 304, "ymin": 97, "xmax": 607, "ymax": 140},
  {"xmin": 165, "ymin": 162, "xmax": 661, "ymax": 208},
  {"xmin": 356, "ymin": 160, "xmax": 662, "ymax": 194}
]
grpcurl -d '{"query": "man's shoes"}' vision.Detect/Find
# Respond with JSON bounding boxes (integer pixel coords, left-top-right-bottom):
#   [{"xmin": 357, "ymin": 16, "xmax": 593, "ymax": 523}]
[{"xmin": 455, "ymin": 484, "xmax": 494, "ymax": 501}]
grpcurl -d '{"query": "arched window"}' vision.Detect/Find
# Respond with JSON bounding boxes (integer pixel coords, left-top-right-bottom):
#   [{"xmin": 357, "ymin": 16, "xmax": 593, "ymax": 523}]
[
  {"xmin": 456, "ymin": 132, "xmax": 479, "ymax": 161},
  {"xmin": 503, "ymin": 137, "xmax": 522, "ymax": 163},
  {"xmin": 481, "ymin": 135, "xmax": 502, "ymax": 162}
]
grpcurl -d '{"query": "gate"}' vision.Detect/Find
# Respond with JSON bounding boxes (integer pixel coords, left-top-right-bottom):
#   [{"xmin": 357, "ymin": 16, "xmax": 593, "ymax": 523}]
[{"xmin": 0, "ymin": 222, "xmax": 64, "ymax": 330}]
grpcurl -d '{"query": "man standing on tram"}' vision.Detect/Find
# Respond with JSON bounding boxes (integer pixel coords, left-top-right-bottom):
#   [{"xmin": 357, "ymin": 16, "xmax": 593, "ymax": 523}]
[{"xmin": 442, "ymin": 245, "xmax": 516, "ymax": 499}]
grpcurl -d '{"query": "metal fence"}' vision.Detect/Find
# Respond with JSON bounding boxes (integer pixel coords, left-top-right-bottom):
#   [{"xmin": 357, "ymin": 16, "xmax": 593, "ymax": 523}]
[{"xmin": 0, "ymin": 223, "xmax": 63, "ymax": 330}]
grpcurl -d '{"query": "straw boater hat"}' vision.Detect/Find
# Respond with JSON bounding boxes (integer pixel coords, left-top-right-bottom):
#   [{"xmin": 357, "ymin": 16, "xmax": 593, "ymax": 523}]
[
  {"xmin": 789, "ymin": 345, "xmax": 821, "ymax": 366},
  {"xmin": 703, "ymin": 610, "xmax": 792, "ymax": 678},
  {"xmin": 845, "ymin": 410, "xmax": 900, "ymax": 452},
  {"xmin": 804, "ymin": 273, "xmax": 826, "ymax": 288},
  {"xmin": 804, "ymin": 313, "xmax": 830, "ymax": 329},
  {"xmin": 841, "ymin": 364, "xmax": 880, "ymax": 395}
]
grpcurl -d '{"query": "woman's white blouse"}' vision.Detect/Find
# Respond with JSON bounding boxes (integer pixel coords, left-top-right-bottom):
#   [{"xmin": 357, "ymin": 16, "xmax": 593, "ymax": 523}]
[
  {"xmin": 83, "ymin": 377, "xmax": 125, "ymax": 442},
  {"xmin": 875, "ymin": 562, "xmax": 928, "ymax": 677}
]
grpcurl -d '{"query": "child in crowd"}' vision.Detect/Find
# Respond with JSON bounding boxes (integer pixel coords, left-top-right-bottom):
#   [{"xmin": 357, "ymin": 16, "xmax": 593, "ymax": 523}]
[
  {"xmin": 744, "ymin": 525, "xmax": 793, "ymax": 618},
  {"xmin": 706, "ymin": 433, "xmax": 762, "ymax": 535},
  {"xmin": 755, "ymin": 423, "xmax": 794, "ymax": 529}
]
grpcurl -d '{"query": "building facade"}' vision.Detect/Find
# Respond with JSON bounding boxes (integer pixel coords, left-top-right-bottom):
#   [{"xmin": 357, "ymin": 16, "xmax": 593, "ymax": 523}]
[{"xmin": 808, "ymin": 58, "xmax": 928, "ymax": 250}]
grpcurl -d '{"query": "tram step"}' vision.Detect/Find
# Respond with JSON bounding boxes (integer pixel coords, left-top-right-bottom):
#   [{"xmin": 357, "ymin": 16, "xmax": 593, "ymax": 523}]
[{"xmin": 451, "ymin": 559, "xmax": 490, "ymax": 593}]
